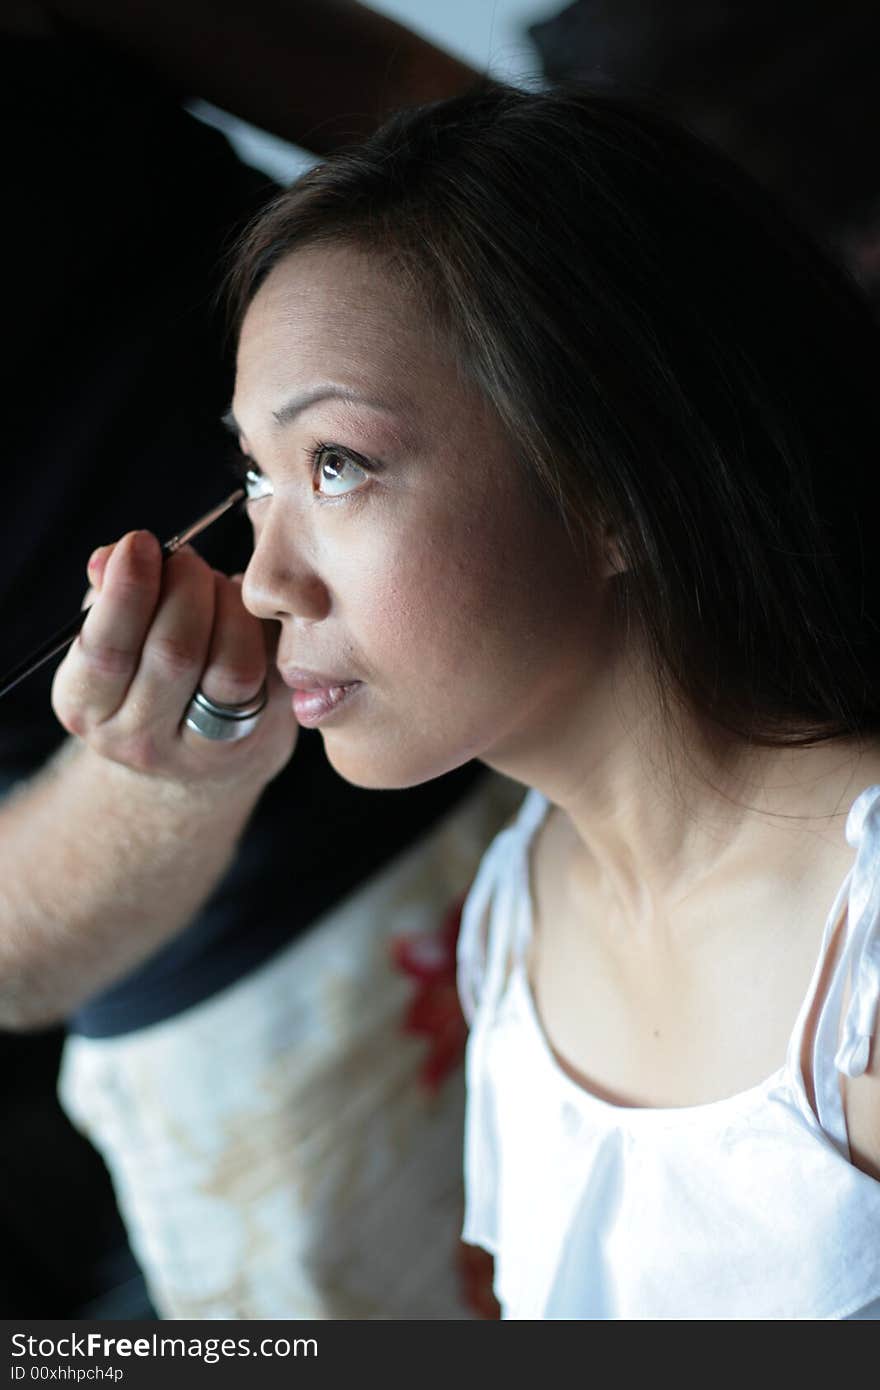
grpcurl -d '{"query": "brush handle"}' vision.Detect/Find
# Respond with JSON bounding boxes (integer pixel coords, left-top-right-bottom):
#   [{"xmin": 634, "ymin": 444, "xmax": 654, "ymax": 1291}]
[
  {"xmin": 0, "ymin": 488, "xmax": 245, "ymax": 701},
  {"xmin": 0, "ymin": 612, "xmax": 91, "ymax": 700}
]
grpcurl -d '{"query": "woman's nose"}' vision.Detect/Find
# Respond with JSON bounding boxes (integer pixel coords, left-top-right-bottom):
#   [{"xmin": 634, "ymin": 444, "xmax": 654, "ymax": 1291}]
[{"xmin": 241, "ymin": 514, "xmax": 331, "ymax": 623}]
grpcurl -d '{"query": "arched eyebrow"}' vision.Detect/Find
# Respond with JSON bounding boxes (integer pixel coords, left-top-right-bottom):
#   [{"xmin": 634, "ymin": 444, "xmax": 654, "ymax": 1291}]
[{"xmin": 222, "ymin": 388, "xmax": 414, "ymax": 444}]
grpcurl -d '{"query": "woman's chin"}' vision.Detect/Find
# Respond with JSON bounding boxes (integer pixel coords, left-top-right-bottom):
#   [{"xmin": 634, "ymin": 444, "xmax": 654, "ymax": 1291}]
[{"xmin": 319, "ymin": 733, "xmax": 468, "ymax": 792}]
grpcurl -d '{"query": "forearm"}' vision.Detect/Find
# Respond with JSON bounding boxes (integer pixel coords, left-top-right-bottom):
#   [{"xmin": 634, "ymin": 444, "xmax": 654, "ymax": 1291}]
[
  {"xmin": 43, "ymin": 0, "xmax": 479, "ymax": 151},
  {"xmin": 0, "ymin": 739, "xmax": 262, "ymax": 1030}
]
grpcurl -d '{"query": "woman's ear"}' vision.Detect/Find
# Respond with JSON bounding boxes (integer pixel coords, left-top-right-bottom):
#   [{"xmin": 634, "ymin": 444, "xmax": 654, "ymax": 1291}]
[{"xmin": 599, "ymin": 527, "xmax": 628, "ymax": 579}]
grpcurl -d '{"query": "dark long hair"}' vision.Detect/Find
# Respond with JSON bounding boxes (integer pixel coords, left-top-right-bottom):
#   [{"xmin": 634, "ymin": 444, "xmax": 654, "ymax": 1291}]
[{"xmin": 227, "ymin": 80, "xmax": 880, "ymax": 748}]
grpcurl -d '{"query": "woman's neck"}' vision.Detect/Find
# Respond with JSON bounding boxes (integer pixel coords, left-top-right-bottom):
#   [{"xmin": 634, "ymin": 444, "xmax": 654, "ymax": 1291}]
[{"xmin": 486, "ymin": 636, "xmax": 877, "ymax": 937}]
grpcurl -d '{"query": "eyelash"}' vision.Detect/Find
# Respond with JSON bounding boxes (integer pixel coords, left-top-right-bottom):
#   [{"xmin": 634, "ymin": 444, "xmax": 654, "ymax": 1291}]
[
  {"xmin": 307, "ymin": 441, "xmax": 375, "ymax": 496},
  {"xmin": 227, "ymin": 441, "xmax": 376, "ymax": 500}
]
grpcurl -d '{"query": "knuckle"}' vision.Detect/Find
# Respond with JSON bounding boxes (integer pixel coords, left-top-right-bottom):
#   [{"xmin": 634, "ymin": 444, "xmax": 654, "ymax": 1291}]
[
  {"xmin": 78, "ymin": 634, "xmax": 136, "ymax": 680},
  {"xmin": 123, "ymin": 730, "xmax": 162, "ymax": 775},
  {"xmin": 51, "ymin": 671, "xmax": 94, "ymax": 739},
  {"xmin": 53, "ymin": 700, "xmax": 89, "ymax": 739},
  {"xmin": 214, "ymin": 661, "xmax": 266, "ymax": 703},
  {"xmin": 109, "ymin": 576, "xmax": 151, "ymax": 611},
  {"xmin": 91, "ymin": 725, "xmax": 160, "ymax": 775},
  {"xmin": 149, "ymin": 632, "xmax": 203, "ymax": 680}
]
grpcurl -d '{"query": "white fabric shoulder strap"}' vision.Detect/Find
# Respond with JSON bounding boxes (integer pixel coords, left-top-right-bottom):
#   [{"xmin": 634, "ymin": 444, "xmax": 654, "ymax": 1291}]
[
  {"xmin": 834, "ymin": 786, "xmax": 880, "ymax": 1076},
  {"xmin": 808, "ymin": 784, "xmax": 880, "ymax": 1156},
  {"xmin": 457, "ymin": 789, "xmax": 548, "ymax": 1027},
  {"xmin": 458, "ymin": 789, "xmax": 548, "ymax": 1256}
]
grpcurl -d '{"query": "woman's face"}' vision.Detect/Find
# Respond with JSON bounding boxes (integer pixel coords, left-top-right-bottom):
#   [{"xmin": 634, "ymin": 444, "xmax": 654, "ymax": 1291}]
[{"xmin": 234, "ymin": 243, "xmax": 606, "ymax": 789}]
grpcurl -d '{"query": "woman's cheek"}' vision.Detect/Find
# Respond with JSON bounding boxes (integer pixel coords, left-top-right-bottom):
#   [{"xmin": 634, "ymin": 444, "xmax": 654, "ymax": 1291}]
[
  {"xmin": 355, "ymin": 551, "xmax": 428, "ymax": 659},
  {"xmin": 335, "ymin": 478, "xmax": 522, "ymax": 681},
  {"xmin": 382, "ymin": 542, "xmax": 506, "ymax": 691}
]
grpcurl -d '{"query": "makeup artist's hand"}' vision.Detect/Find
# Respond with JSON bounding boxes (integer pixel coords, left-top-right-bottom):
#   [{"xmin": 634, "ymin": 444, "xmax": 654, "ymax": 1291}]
[{"xmin": 51, "ymin": 530, "xmax": 297, "ymax": 790}]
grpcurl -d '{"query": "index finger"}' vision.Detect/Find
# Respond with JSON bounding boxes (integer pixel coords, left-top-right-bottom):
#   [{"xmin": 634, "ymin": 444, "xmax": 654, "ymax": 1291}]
[{"xmin": 71, "ymin": 530, "xmax": 163, "ymax": 712}]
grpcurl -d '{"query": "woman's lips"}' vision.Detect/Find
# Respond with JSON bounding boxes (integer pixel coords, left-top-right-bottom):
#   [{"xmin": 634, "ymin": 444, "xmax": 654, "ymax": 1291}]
[
  {"xmin": 288, "ymin": 680, "xmax": 363, "ymax": 727},
  {"xmin": 278, "ymin": 667, "xmax": 363, "ymax": 727}
]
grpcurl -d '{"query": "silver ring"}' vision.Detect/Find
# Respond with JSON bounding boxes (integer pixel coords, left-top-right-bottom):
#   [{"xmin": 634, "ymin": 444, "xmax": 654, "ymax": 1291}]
[{"xmin": 184, "ymin": 683, "xmax": 268, "ymax": 742}]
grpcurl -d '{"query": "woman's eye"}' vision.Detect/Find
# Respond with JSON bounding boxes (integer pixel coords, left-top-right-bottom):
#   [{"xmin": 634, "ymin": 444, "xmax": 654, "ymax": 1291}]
[
  {"xmin": 244, "ymin": 465, "xmax": 273, "ymax": 502},
  {"xmin": 313, "ymin": 446, "xmax": 369, "ymax": 497}
]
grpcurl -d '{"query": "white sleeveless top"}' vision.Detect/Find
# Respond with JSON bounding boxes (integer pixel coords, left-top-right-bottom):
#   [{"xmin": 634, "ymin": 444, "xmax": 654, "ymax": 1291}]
[{"xmin": 458, "ymin": 783, "xmax": 880, "ymax": 1319}]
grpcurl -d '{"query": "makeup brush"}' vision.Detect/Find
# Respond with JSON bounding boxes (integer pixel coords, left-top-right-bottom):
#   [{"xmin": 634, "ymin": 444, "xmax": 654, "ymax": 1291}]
[{"xmin": 0, "ymin": 487, "xmax": 246, "ymax": 701}]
